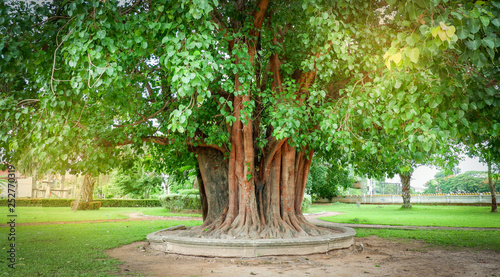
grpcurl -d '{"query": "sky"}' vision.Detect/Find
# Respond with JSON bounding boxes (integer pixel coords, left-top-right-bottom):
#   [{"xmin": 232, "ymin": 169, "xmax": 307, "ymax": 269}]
[{"xmin": 385, "ymin": 156, "xmax": 488, "ymax": 192}]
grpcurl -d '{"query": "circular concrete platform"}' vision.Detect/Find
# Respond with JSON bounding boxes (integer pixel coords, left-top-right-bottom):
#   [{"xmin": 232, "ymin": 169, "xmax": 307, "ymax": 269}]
[{"xmin": 147, "ymin": 222, "xmax": 355, "ymax": 257}]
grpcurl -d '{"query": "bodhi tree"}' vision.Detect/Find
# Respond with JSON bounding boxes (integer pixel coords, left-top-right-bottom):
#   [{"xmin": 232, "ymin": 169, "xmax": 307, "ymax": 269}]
[{"xmin": 2, "ymin": 1, "xmax": 499, "ymax": 237}]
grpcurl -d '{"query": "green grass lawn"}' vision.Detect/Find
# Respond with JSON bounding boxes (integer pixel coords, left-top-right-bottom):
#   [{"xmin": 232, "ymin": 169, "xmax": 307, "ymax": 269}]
[
  {"xmin": 0, "ymin": 220, "xmax": 202, "ymax": 277},
  {"xmin": 1, "ymin": 204, "xmax": 499, "ymax": 276},
  {"xmin": 0, "ymin": 207, "xmax": 201, "ymax": 224},
  {"xmin": 356, "ymin": 228, "xmax": 500, "ymax": 251},
  {"xmin": 309, "ymin": 203, "xmax": 500, "ymax": 228}
]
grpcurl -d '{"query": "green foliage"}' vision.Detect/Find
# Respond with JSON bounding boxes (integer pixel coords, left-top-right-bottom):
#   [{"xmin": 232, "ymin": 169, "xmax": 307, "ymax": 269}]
[
  {"xmin": 0, "ymin": 198, "xmax": 73, "ymax": 207},
  {"xmin": 99, "ymin": 199, "xmax": 162, "ymax": 207},
  {"xmin": 111, "ymin": 169, "xmax": 164, "ymax": 199},
  {"xmin": 424, "ymin": 171, "xmax": 498, "ymax": 194},
  {"xmin": 178, "ymin": 188, "xmax": 199, "ymax": 195},
  {"xmin": 306, "ymin": 156, "xmax": 354, "ymax": 200},
  {"xmin": 0, "ymin": 0, "xmax": 498, "ymax": 204},
  {"xmin": 302, "ymin": 194, "xmax": 312, "ymax": 212},
  {"xmin": 71, "ymin": 201, "xmax": 101, "ymax": 210},
  {"xmin": 159, "ymin": 193, "xmax": 201, "ymax": 212}
]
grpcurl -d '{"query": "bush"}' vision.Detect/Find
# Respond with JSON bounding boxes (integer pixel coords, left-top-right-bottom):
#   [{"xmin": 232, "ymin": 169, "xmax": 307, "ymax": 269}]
[
  {"xmin": 159, "ymin": 193, "xmax": 201, "ymax": 212},
  {"xmin": 302, "ymin": 194, "xmax": 312, "ymax": 212},
  {"xmin": 71, "ymin": 201, "xmax": 101, "ymax": 210},
  {"xmin": 0, "ymin": 198, "xmax": 74, "ymax": 207},
  {"xmin": 99, "ymin": 199, "xmax": 161, "ymax": 207},
  {"xmin": 177, "ymin": 189, "xmax": 199, "ymax": 195}
]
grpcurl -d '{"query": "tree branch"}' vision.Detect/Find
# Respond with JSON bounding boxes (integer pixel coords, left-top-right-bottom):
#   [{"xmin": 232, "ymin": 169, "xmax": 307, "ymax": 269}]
[{"xmin": 114, "ymin": 100, "xmax": 170, "ymax": 128}]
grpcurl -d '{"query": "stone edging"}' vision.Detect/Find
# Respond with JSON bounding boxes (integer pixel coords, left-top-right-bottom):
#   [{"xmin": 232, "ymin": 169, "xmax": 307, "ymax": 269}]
[{"xmin": 147, "ymin": 222, "xmax": 355, "ymax": 257}]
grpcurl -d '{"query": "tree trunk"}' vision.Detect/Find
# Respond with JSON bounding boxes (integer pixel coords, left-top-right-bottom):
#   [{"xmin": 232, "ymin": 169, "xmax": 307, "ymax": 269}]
[
  {"xmin": 194, "ymin": 147, "xmax": 229, "ymax": 225},
  {"xmin": 72, "ymin": 174, "xmax": 96, "ymax": 210},
  {"xmin": 192, "ymin": 143, "xmax": 326, "ymax": 239},
  {"xmin": 400, "ymin": 172, "xmax": 412, "ymax": 209},
  {"xmin": 487, "ymin": 162, "xmax": 498, "ymax": 213}
]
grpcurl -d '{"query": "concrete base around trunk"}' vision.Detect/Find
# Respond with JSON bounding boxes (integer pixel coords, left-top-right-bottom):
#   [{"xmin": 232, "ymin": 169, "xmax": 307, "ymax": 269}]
[{"xmin": 147, "ymin": 222, "xmax": 355, "ymax": 258}]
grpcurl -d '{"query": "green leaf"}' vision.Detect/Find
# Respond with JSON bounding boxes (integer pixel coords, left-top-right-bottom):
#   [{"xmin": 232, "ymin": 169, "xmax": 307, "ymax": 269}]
[
  {"xmin": 465, "ymin": 40, "xmax": 481, "ymax": 50},
  {"xmin": 492, "ymin": 18, "xmax": 500, "ymax": 27},
  {"xmin": 431, "ymin": 27, "xmax": 439, "ymax": 37},
  {"xmin": 407, "ymin": 48, "xmax": 420, "ymax": 63},
  {"xmin": 392, "ymin": 52, "xmax": 402, "ymax": 64},
  {"xmin": 482, "ymin": 37, "xmax": 495, "ymax": 49},
  {"xmin": 446, "ymin": 25, "xmax": 455, "ymax": 37},
  {"xmin": 96, "ymin": 30, "xmax": 106, "ymax": 39},
  {"xmin": 479, "ymin": 16, "xmax": 490, "ymax": 27},
  {"xmin": 422, "ymin": 141, "xmax": 432, "ymax": 152},
  {"xmin": 486, "ymin": 87, "xmax": 496, "ymax": 96},
  {"xmin": 470, "ymin": 8, "xmax": 480, "ymax": 19},
  {"xmin": 469, "ymin": 19, "xmax": 481, "ymax": 34},
  {"xmin": 106, "ymin": 66, "xmax": 115, "ymax": 76}
]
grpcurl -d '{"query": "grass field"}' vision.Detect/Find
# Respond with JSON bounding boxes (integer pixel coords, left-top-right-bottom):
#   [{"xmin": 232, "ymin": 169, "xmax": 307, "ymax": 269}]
[
  {"xmin": 356, "ymin": 228, "xmax": 500, "ymax": 251},
  {"xmin": 1, "ymin": 204, "xmax": 499, "ymax": 276},
  {"xmin": 0, "ymin": 220, "xmax": 201, "ymax": 276},
  {"xmin": 0, "ymin": 207, "xmax": 201, "ymax": 224},
  {"xmin": 309, "ymin": 203, "xmax": 500, "ymax": 228}
]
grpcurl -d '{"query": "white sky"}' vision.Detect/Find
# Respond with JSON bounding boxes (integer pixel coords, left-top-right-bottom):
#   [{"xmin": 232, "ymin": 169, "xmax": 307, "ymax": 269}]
[{"xmin": 385, "ymin": 156, "xmax": 488, "ymax": 192}]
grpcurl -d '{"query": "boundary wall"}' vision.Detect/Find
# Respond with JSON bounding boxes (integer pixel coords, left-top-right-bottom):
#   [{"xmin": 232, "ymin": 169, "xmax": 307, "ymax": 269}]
[{"xmin": 323, "ymin": 193, "xmax": 494, "ymax": 205}]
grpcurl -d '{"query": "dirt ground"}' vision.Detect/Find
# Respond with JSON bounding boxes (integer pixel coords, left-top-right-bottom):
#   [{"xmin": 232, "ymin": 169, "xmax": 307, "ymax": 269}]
[{"xmin": 107, "ymin": 235, "xmax": 500, "ymax": 277}]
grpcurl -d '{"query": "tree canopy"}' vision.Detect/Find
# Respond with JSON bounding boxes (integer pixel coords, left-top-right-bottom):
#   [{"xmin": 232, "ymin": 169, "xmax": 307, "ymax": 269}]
[
  {"xmin": 424, "ymin": 171, "xmax": 497, "ymax": 194},
  {"xmin": 1, "ymin": 0, "xmax": 499, "ymax": 235}
]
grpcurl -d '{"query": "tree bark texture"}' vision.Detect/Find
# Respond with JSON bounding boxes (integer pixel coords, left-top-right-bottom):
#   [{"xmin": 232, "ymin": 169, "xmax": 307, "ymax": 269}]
[
  {"xmin": 191, "ymin": 142, "xmax": 325, "ymax": 239},
  {"xmin": 400, "ymin": 172, "xmax": 412, "ymax": 209},
  {"xmin": 194, "ymin": 147, "xmax": 229, "ymax": 224},
  {"xmin": 487, "ymin": 162, "xmax": 498, "ymax": 213}
]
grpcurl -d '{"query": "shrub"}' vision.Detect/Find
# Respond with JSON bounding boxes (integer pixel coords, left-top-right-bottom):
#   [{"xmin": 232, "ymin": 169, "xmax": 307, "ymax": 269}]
[
  {"xmin": 177, "ymin": 189, "xmax": 199, "ymax": 195},
  {"xmin": 302, "ymin": 194, "xmax": 312, "ymax": 212},
  {"xmin": 71, "ymin": 201, "xmax": 101, "ymax": 210},
  {"xmin": 99, "ymin": 199, "xmax": 161, "ymax": 207},
  {"xmin": 159, "ymin": 193, "xmax": 201, "ymax": 212}
]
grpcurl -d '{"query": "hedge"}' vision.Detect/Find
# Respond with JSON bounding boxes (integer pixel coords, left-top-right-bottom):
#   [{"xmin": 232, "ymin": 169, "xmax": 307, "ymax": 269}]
[
  {"xmin": 159, "ymin": 194, "xmax": 201, "ymax": 212},
  {"xmin": 0, "ymin": 198, "xmax": 161, "ymax": 207},
  {"xmin": 71, "ymin": 201, "xmax": 101, "ymax": 210}
]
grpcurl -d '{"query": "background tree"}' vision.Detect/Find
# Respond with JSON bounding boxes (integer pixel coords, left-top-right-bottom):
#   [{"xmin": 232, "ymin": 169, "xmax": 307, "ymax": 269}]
[
  {"xmin": 423, "ymin": 171, "xmax": 495, "ymax": 194},
  {"xmin": 306, "ymin": 155, "xmax": 354, "ymax": 201},
  {"xmin": 2, "ymin": 1, "xmax": 499, "ymax": 237},
  {"xmin": 464, "ymin": 140, "xmax": 500, "ymax": 212}
]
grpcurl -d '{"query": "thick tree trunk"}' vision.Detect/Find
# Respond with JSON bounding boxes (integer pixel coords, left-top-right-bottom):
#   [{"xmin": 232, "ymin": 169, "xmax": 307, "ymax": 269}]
[
  {"xmin": 400, "ymin": 172, "xmax": 412, "ymax": 209},
  {"xmin": 72, "ymin": 174, "xmax": 96, "ymax": 210},
  {"xmin": 194, "ymin": 147, "xmax": 229, "ymax": 224},
  {"xmin": 487, "ymin": 162, "xmax": 498, "ymax": 213},
  {"xmin": 192, "ymin": 143, "xmax": 327, "ymax": 239}
]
